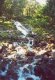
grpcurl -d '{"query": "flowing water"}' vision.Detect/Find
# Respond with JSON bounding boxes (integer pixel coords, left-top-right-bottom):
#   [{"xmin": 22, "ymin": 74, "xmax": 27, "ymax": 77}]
[
  {"xmin": 0, "ymin": 56, "xmax": 41, "ymax": 80},
  {"xmin": 0, "ymin": 21, "xmax": 41, "ymax": 80},
  {"xmin": 13, "ymin": 20, "xmax": 29, "ymax": 36},
  {"xmin": 13, "ymin": 20, "xmax": 34, "ymax": 48}
]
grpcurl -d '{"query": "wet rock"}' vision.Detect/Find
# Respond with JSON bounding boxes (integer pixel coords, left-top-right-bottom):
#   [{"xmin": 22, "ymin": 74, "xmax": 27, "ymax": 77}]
[
  {"xmin": 25, "ymin": 51, "xmax": 35, "ymax": 57},
  {"xmin": 27, "ymin": 65, "xmax": 33, "ymax": 73},
  {"xmin": 34, "ymin": 58, "xmax": 55, "ymax": 80},
  {"xmin": 12, "ymin": 42, "xmax": 18, "ymax": 48},
  {"xmin": 44, "ymin": 50, "xmax": 52, "ymax": 56},
  {"xmin": 23, "ymin": 68, "xmax": 29, "ymax": 73},
  {"xmin": 34, "ymin": 65, "xmax": 43, "ymax": 76},
  {"xmin": 26, "ymin": 77, "xmax": 34, "ymax": 80},
  {"xmin": 51, "ymin": 51, "xmax": 55, "ymax": 58},
  {"xmin": 26, "ymin": 57, "xmax": 34, "ymax": 63},
  {"xmin": 16, "ymin": 55, "xmax": 24, "ymax": 60},
  {"xmin": 0, "ymin": 56, "xmax": 4, "ymax": 62},
  {"xmin": 3, "ymin": 42, "xmax": 9, "ymax": 47},
  {"xmin": 42, "ymin": 50, "xmax": 55, "ymax": 59},
  {"xmin": 7, "ymin": 69, "xmax": 18, "ymax": 80},
  {"xmin": 18, "ymin": 60, "xmax": 29, "ymax": 66},
  {"xmin": 0, "ymin": 46, "xmax": 3, "ymax": 53},
  {"xmin": 0, "ymin": 60, "xmax": 8, "ymax": 70},
  {"xmin": 8, "ymin": 44, "xmax": 13, "ymax": 50},
  {"xmin": 9, "ymin": 61, "xmax": 18, "ymax": 70},
  {"xmin": 38, "ymin": 41, "xmax": 47, "ymax": 48},
  {"xmin": 0, "ymin": 76, "xmax": 6, "ymax": 80}
]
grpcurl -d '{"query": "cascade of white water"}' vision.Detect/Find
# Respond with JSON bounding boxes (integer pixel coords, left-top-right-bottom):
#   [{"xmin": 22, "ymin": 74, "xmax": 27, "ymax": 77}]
[
  {"xmin": 17, "ymin": 62, "xmax": 40, "ymax": 80},
  {"xmin": 13, "ymin": 20, "xmax": 29, "ymax": 36},
  {"xmin": 13, "ymin": 20, "xmax": 34, "ymax": 49}
]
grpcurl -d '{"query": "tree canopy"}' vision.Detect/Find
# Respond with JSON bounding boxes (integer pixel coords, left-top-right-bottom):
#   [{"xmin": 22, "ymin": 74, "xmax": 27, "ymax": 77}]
[{"xmin": 0, "ymin": 0, "xmax": 55, "ymax": 38}]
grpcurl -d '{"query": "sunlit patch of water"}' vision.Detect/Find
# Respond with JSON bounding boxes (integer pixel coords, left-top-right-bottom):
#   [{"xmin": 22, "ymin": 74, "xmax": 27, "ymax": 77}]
[{"xmin": 14, "ymin": 21, "xmax": 29, "ymax": 36}]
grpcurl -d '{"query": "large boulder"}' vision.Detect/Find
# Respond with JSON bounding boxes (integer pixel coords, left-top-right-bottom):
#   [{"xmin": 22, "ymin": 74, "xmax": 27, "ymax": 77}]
[
  {"xmin": 25, "ymin": 51, "xmax": 35, "ymax": 57},
  {"xmin": 8, "ymin": 44, "xmax": 13, "ymax": 50},
  {"xmin": 0, "ymin": 46, "xmax": 3, "ymax": 53},
  {"xmin": 38, "ymin": 41, "xmax": 47, "ymax": 48},
  {"xmin": 26, "ymin": 77, "xmax": 33, "ymax": 80},
  {"xmin": 34, "ymin": 58, "xmax": 55, "ymax": 80}
]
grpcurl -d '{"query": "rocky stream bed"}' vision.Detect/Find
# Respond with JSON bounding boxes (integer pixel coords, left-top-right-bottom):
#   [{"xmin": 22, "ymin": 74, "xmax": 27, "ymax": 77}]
[
  {"xmin": 0, "ymin": 40, "xmax": 55, "ymax": 80},
  {"xmin": 0, "ymin": 54, "xmax": 55, "ymax": 80}
]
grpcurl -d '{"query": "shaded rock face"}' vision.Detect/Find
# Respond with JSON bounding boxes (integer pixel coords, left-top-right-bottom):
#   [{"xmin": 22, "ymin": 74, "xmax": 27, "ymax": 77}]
[
  {"xmin": 38, "ymin": 41, "xmax": 47, "ymax": 48},
  {"xmin": 0, "ymin": 46, "xmax": 3, "ymax": 53},
  {"xmin": 26, "ymin": 77, "xmax": 34, "ymax": 80},
  {"xmin": 0, "ymin": 56, "xmax": 40, "ymax": 80},
  {"xmin": 7, "ymin": 69, "xmax": 18, "ymax": 80},
  {"xmin": 34, "ymin": 41, "xmax": 47, "ymax": 48},
  {"xmin": 0, "ymin": 57, "xmax": 37, "ymax": 80},
  {"xmin": 0, "ymin": 50, "xmax": 55, "ymax": 80},
  {"xmin": 25, "ymin": 51, "xmax": 35, "ymax": 57},
  {"xmin": 34, "ymin": 58, "xmax": 55, "ymax": 80},
  {"xmin": 42, "ymin": 50, "xmax": 52, "ymax": 58},
  {"xmin": 0, "ymin": 59, "xmax": 18, "ymax": 80},
  {"xmin": 23, "ymin": 68, "xmax": 29, "ymax": 73}
]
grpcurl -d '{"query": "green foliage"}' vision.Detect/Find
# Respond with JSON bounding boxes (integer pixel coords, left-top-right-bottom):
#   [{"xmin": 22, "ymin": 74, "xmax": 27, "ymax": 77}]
[
  {"xmin": 0, "ymin": 0, "xmax": 5, "ymax": 16},
  {"xmin": 3, "ymin": 0, "xmax": 27, "ymax": 18},
  {"xmin": 43, "ymin": 0, "xmax": 55, "ymax": 17},
  {"xmin": 0, "ymin": 0, "xmax": 55, "ymax": 40},
  {"xmin": 0, "ymin": 17, "xmax": 16, "ymax": 30},
  {"xmin": 0, "ymin": 32, "xmax": 8, "ymax": 38},
  {"xmin": 43, "ymin": 0, "xmax": 55, "ymax": 25}
]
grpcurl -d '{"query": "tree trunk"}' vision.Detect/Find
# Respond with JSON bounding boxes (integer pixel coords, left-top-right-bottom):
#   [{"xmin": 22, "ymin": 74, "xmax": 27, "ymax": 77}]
[{"xmin": 0, "ymin": 0, "xmax": 5, "ymax": 16}]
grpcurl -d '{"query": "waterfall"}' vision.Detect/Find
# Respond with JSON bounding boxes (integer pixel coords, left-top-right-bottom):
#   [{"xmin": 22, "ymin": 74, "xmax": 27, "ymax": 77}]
[
  {"xmin": 12, "ymin": 20, "xmax": 34, "ymax": 49},
  {"xmin": 13, "ymin": 20, "xmax": 29, "ymax": 36}
]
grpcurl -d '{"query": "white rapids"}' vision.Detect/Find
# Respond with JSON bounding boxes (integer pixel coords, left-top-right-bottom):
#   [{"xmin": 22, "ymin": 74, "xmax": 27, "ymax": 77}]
[{"xmin": 13, "ymin": 20, "xmax": 29, "ymax": 36}]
